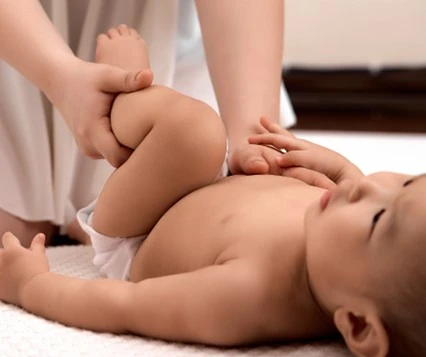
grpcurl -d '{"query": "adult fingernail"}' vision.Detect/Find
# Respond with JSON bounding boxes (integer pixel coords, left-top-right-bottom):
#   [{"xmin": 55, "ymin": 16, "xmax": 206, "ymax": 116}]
[{"xmin": 134, "ymin": 71, "xmax": 142, "ymax": 80}]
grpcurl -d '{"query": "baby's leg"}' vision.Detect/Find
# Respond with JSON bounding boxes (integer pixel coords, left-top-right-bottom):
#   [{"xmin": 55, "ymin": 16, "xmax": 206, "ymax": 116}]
[{"xmin": 91, "ymin": 26, "xmax": 227, "ymax": 238}]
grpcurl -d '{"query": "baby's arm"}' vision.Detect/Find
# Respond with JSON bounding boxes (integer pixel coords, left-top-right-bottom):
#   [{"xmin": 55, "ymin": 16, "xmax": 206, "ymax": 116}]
[
  {"xmin": 1, "ymin": 233, "xmax": 266, "ymax": 346},
  {"xmin": 249, "ymin": 117, "xmax": 363, "ymax": 188}
]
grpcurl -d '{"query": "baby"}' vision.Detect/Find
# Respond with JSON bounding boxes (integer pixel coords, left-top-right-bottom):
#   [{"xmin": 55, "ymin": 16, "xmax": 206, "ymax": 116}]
[{"xmin": 1, "ymin": 26, "xmax": 425, "ymax": 357}]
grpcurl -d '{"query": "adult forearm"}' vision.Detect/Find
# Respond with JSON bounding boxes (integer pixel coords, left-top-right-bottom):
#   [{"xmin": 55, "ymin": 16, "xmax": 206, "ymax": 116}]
[
  {"xmin": 196, "ymin": 0, "xmax": 284, "ymax": 150},
  {"xmin": 20, "ymin": 272, "xmax": 132, "ymax": 333},
  {"xmin": 0, "ymin": 0, "xmax": 75, "ymax": 98}
]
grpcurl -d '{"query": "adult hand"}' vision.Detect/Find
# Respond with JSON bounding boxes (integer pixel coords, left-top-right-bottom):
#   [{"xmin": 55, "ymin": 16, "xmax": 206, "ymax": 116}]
[
  {"xmin": 0, "ymin": 232, "xmax": 49, "ymax": 307},
  {"xmin": 227, "ymin": 116, "xmax": 293, "ymax": 176},
  {"xmin": 249, "ymin": 117, "xmax": 363, "ymax": 188},
  {"xmin": 227, "ymin": 142, "xmax": 284, "ymax": 175},
  {"xmin": 50, "ymin": 58, "xmax": 153, "ymax": 168}
]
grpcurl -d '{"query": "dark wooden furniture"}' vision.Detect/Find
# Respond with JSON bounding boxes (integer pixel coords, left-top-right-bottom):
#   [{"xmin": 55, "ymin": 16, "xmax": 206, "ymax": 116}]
[{"xmin": 283, "ymin": 68, "xmax": 426, "ymax": 133}]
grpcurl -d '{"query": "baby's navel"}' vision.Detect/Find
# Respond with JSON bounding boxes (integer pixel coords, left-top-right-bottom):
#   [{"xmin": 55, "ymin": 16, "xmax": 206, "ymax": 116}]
[{"xmin": 219, "ymin": 214, "xmax": 234, "ymax": 226}]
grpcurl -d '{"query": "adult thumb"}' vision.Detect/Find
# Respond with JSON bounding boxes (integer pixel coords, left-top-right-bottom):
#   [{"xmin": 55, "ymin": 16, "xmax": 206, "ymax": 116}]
[
  {"xmin": 243, "ymin": 154, "xmax": 269, "ymax": 175},
  {"xmin": 101, "ymin": 67, "xmax": 153, "ymax": 93}
]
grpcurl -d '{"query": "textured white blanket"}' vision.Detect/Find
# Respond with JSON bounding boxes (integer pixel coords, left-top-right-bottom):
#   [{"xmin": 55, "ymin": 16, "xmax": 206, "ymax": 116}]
[{"xmin": 0, "ymin": 246, "xmax": 352, "ymax": 357}]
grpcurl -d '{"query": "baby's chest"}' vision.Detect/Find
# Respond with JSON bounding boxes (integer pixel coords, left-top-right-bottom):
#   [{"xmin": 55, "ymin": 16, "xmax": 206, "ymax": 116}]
[{"xmin": 135, "ymin": 179, "xmax": 309, "ymax": 279}]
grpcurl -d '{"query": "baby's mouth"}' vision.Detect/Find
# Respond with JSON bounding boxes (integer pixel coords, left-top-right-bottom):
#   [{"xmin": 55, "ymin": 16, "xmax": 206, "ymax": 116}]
[{"xmin": 320, "ymin": 188, "xmax": 334, "ymax": 210}]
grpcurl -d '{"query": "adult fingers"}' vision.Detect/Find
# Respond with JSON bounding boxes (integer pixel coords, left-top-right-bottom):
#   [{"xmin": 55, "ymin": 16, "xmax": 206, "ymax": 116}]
[
  {"xmin": 73, "ymin": 135, "xmax": 103, "ymax": 160},
  {"xmin": 91, "ymin": 118, "xmax": 133, "ymax": 168},
  {"xmin": 239, "ymin": 153, "xmax": 269, "ymax": 175},
  {"xmin": 100, "ymin": 66, "xmax": 153, "ymax": 93},
  {"xmin": 229, "ymin": 150, "xmax": 269, "ymax": 175}
]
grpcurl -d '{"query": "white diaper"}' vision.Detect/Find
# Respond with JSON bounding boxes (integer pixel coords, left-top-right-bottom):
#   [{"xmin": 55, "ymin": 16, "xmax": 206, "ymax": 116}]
[{"xmin": 76, "ymin": 201, "xmax": 148, "ymax": 281}]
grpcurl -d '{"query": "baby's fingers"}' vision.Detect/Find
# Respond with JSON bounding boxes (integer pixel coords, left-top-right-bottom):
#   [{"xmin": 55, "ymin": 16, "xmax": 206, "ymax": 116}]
[
  {"xmin": 2, "ymin": 232, "xmax": 21, "ymax": 249},
  {"xmin": 276, "ymin": 150, "xmax": 332, "ymax": 174},
  {"xmin": 30, "ymin": 234, "xmax": 46, "ymax": 253},
  {"xmin": 283, "ymin": 167, "xmax": 336, "ymax": 190},
  {"xmin": 259, "ymin": 116, "xmax": 295, "ymax": 137},
  {"xmin": 276, "ymin": 150, "xmax": 312, "ymax": 169}
]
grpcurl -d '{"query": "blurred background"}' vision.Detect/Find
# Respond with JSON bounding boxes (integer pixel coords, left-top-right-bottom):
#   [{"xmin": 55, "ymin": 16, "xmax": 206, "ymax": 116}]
[{"xmin": 281, "ymin": 0, "xmax": 426, "ymax": 174}]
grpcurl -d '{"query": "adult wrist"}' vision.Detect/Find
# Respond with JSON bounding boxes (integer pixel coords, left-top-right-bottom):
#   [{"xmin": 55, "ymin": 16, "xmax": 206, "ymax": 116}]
[{"xmin": 41, "ymin": 55, "xmax": 80, "ymax": 104}]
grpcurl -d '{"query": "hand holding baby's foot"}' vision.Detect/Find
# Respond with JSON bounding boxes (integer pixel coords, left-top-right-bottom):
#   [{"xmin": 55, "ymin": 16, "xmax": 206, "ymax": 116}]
[
  {"xmin": 0, "ymin": 232, "xmax": 49, "ymax": 306},
  {"xmin": 96, "ymin": 24, "xmax": 153, "ymax": 75}
]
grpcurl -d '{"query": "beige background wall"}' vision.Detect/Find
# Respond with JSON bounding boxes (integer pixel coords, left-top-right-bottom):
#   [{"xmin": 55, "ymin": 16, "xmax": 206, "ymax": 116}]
[{"xmin": 283, "ymin": 0, "xmax": 426, "ymax": 68}]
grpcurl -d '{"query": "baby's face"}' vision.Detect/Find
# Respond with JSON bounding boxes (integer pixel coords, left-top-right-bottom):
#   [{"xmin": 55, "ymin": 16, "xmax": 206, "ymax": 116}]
[{"xmin": 304, "ymin": 172, "xmax": 426, "ymax": 309}]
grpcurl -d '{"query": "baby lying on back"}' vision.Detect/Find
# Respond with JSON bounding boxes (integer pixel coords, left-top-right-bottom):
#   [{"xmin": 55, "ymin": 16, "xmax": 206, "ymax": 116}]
[{"xmin": 1, "ymin": 26, "xmax": 425, "ymax": 357}]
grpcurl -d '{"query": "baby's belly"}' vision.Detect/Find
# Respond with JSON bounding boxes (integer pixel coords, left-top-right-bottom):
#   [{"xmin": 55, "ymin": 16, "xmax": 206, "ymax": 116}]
[{"xmin": 131, "ymin": 175, "xmax": 321, "ymax": 280}]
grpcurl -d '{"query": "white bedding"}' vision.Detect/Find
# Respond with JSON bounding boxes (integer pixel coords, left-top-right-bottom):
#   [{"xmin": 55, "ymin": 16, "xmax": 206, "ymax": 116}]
[{"xmin": 0, "ymin": 245, "xmax": 352, "ymax": 357}]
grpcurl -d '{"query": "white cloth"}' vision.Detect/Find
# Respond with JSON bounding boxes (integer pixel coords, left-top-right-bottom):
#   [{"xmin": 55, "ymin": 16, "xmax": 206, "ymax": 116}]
[
  {"xmin": 0, "ymin": 0, "xmax": 295, "ymax": 229},
  {"xmin": 76, "ymin": 200, "xmax": 147, "ymax": 280}
]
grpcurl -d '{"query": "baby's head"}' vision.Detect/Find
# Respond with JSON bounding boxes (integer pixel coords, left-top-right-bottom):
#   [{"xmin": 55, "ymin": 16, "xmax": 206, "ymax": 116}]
[{"xmin": 304, "ymin": 172, "xmax": 426, "ymax": 357}]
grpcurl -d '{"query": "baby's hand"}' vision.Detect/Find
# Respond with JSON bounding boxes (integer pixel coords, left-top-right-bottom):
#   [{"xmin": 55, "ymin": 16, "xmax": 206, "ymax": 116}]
[
  {"xmin": 0, "ymin": 232, "xmax": 49, "ymax": 306},
  {"xmin": 249, "ymin": 117, "xmax": 363, "ymax": 188}
]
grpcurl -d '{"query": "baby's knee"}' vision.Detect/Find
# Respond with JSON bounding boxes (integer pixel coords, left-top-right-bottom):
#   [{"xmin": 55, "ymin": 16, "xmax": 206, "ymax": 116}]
[{"xmin": 161, "ymin": 99, "xmax": 227, "ymax": 176}]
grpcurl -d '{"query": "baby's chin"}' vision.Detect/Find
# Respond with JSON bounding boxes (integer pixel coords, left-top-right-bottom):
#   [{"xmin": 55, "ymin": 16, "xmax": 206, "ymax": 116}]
[
  {"xmin": 303, "ymin": 199, "xmax": 332, "ymax": 267},
  {"xmin": 303, "ymin": 199, "xmax": 321, "ymax": 234}
]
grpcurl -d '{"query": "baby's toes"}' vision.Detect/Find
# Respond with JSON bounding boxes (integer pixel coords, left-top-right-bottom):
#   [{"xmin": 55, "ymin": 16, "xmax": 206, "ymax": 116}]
[
  {"xmin": 106, "ymin": 27, "xmax": 120, "ymax": 39},
  {"xmin": 130, "ymin": 28, "xmax": 142, "ymax": 40},
  {"xmin": 118, "ymin": 24, "xmax": 131, "ymax": 36}
]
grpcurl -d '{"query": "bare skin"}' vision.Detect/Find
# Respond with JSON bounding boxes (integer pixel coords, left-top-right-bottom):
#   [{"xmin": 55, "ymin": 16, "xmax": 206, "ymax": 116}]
[
  {"xmin": 0, "ymin": 1, "xmax": 286, "ymax": 247},
  {"xmin": 5, "ymin": 27, "xmax": 423, "ymax": 357},
  {"xmin": 0, "ymin": 27, "xmax": 336, "ymax": 345},
  {"xmin": 195, "ymin": 0, "xmax": 285, "ymax": 175},
  {"xmin": 0, "ymin": 1, "xmax": 153, "ymax": 246}
]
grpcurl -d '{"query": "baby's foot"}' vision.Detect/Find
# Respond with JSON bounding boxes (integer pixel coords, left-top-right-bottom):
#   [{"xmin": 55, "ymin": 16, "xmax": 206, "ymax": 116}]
[{"xmin": 96, "ymin": 24, "xmax": 151, "ymax": 74}]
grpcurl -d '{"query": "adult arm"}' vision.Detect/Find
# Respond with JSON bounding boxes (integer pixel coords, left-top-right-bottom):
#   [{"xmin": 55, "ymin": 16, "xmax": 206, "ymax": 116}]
[
  {"xmin": 0, "ymin": 0, "xmax": 75, "ymax": 96},
  {"xmin": 195, "ymin": 0, "xmax": 285, "ymax": 175},
  {"xmin": 0, "ymin": 0, "xmax": 152, "ymax": 167}
]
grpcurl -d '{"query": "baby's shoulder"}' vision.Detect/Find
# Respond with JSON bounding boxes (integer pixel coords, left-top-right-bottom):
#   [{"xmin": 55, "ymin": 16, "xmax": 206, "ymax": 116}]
[{"xmin": 220, "ymin": 255, "xmax": 320, "ymax": 339}]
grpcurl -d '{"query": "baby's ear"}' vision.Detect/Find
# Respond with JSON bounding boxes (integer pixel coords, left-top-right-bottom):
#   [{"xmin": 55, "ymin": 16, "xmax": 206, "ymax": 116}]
[{"xmin": 333, "ymin": 307, "xmax": 389, "ymax": 357}]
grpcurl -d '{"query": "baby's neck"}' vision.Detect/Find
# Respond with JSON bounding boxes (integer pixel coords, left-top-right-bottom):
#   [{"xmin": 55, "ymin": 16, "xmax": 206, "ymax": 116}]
[{"xmin": 301, "ymin": 260, "xmax": 336, "ymax": 334}]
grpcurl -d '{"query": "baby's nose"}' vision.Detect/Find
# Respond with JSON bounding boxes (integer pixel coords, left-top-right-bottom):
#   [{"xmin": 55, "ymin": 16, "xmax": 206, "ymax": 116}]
[{"xmin": 348, "ymin": 178, "xmax": 383, "ymax": 202}]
